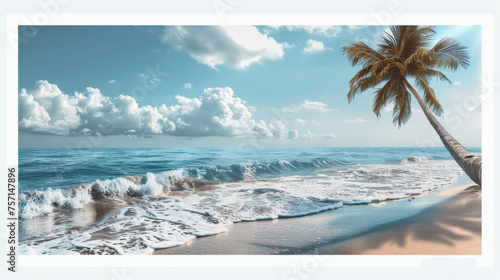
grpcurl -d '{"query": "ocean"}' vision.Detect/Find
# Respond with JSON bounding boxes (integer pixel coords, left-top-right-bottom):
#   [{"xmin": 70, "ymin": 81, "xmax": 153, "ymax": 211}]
[{"xmin": 18, "ymin": 147, "xmax": 480, "ymax": 255}]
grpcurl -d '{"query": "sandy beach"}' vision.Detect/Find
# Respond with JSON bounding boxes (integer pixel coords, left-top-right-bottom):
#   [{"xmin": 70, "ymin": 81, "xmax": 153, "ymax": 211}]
[
  {"xmin": 334, "ymin": 184, "xmax": 481, "ymax": 255},
  {"xmin": 154, "ymin": 183, "xmax": 481, "ymax": 255}
]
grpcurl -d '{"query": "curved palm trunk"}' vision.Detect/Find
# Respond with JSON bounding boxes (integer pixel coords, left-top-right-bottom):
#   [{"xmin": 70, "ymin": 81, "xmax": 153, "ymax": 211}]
[{"xmin": 404, "ymin": 80, "xmax": 481, "ymax": 186}]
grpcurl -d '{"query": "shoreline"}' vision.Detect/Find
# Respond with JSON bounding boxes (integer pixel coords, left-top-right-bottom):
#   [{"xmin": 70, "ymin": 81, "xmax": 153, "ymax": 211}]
[{"xmin": 154, "ymin": 183, "xmax": 481, "ymax": 255}]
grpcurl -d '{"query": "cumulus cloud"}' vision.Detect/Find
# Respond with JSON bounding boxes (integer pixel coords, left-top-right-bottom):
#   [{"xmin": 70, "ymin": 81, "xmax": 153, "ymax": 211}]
[
  {"xmin": 251, "ymin": 120, "xmax": 291, "ymax": 139},
  {"xmin": 163, "ymin": 87, "xmax": 258, "ymax": 137},
  {"xmin": 268, "ymin": 25, "xmax": 343, "ymax": 37},
  {"xmin": 18, "ymin": 82, "xmax": 80, "ymax": 135},
  {"xmin": 453, "ymin": 81, "xmax": 461, "ymax": 86},
  {"xmin": 160, "ymin": 26, "xmax": 284, "ymax": 70},
  {"xmin": 184, "ymin": 83, "xmax": 192, "ymax": 89},
  {"xmin": 302, "ymin": 39, "xmax": 325, "ymax": 54},
  {"xmin": 19, "ymin": 81, "xmax": 298, "ymax": 140},
  {"xmin": 322, "ymin": 132, "xmax": 336, "ymax": 139},
  {"xmin": 344, "ymin": 118, "xmax": 368, "ymax": 123},
  {"xmin": 108, "ymin": 79, "xmax": 116, "ymax": 84}
]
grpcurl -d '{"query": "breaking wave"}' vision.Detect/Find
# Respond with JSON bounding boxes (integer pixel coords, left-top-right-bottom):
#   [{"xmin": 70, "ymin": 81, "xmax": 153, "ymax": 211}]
[
  {"xmin": 19, "ymin": 158, "xmax": 341, "ymax": 220},
  {"xmin": 19, "ymin": 155, "xmax": 464, "ymax": 255}
]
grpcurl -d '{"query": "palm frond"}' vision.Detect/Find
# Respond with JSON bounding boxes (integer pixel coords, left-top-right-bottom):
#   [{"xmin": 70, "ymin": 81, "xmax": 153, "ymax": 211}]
[
  {"xmin": 378, "ymin": 27, "xmax": 399, "ymax": 56},
  {"xmin": 399, "ymin": 26, "xmax": 436, "ymax": 60},
  {"xmin": 414, "ymin": 76, "xmax": 443, "ymax": 115},
  {"xmin": 380, "ymin": 26, "xmax": 436, "ymax": 60},
  {"xmin": 404, "ymin": 48, "xmax": 429, "ymax": 69},
  {"xmin": 392, "ymin": 84, "xmax": 413, "ymax": 127},
  {"xmin": 372, "ymin": 80, "xmax": 396, "ymax": 117},
  {"xmin": 370, "ymin": 58, "xmax": 399, "ymax": 78},
  {"xmin": 348, "ymin": 65, "xmax": 373, "ymax": 85},
  {"xmin": 357, "ymin": 75, "xmax": 382, "ymax": 92},
  {"xmin": 343, "ymin": 25, "xmax": 470, "ymax": 127},
  {"xmin": 347, "ymin": 72, "xmax": 382, "ymax": 102},
  {"xmin": 432, "ymin": 37, "xmax": 470, "ymax": 70},
  {"xmin": 421, "ymin": 69, "xmax": 453, "ymax": 85},
  {"xmin": 342, "ymin": 42, "xmax": 385, "ymax": 67},
  {"xmin": 412, "ymin": 25, "xmax": 436, "ymax": 48}
]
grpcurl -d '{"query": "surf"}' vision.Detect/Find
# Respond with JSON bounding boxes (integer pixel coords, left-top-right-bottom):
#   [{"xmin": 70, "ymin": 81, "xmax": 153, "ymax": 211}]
[{"xmin": 18, "ymin": 154, "xmax": 465, "ymax": 255}]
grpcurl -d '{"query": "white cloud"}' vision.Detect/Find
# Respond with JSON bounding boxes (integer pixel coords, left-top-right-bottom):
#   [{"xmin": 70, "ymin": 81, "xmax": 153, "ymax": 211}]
[
  {"xmin": 344, "ymin": 118, "xmax": 368, "ymax": 123},
  {"xmin": 322, "ymin": 132, "xmax": 336, "ymax": 139},
  {"xmin": 453, "ymin": 82, "xmax": 461, "ymax": 86},
  {"xmin": 74, "ymin": 87, "xmax": 173, "ymax": 136},
  {"xmin": 184, "ymin": 83, "xmax": 192, "ymax": 89},
  {"xmin": 279, "ymin": 100, "xmax": 335, "ymax": 114},
  {"xmin": 300, "ymin": 100, "xmax": 335, "ymax": 112},
  {"xmin": 268, "ymin": 25, "xmax": 343, "ymax": 37},
  {"xmin": 302, "ymin": 39, "xmax": 325, "ymax": 54},
  {"xmin": 19, "ymin": 81, "xmax": 298, "ymax": 140},
  {"xmin": 108, "ymin": 79, "xmax": 116, "ymax": 84},
  {"xmin": 163, "ymin": 87, "xmax": 258, "ymax": 137},
  {"xmin": 251, "ymin": 120, "xmax": 291, "ymax": 139},
  {"xmin": 295, "ymin": 118, "xmax": 307, "ymax": 125},
  {"xmin": 160, "ymin": 26, "xmax": 284, "ymax": 70},
  {"xmin": 18, "ymin": 81, "xmax": 80, "ymax": 135}
]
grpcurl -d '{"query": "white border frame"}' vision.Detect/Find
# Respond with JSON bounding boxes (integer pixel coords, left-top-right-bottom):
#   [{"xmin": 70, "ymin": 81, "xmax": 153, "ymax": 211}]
[{"xmin": 6, "ymin": 13, "xmax": 494, "ymax": 268}]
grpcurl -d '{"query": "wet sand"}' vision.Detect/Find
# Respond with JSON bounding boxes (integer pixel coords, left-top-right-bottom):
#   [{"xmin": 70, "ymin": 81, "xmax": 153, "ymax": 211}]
[{"xmin": 154, "ymin": 184, "xmax": 481, "ymax": 255}]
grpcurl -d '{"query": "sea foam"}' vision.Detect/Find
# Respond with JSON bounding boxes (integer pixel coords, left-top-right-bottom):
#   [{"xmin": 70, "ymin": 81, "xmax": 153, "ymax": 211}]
[
  {"xmin": 19, "ymin": 157, "xmax": 463, "ymax": 255},
  {"xmin": 19, "ymin": 158, "xmax": 340, "ymax": 220}
]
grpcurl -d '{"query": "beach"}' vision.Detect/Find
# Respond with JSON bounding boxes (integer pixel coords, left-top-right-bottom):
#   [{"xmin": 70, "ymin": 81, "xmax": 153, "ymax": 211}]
[
  {"xmin": 334, "ymin": 184, "xmax": 481, "ymax": 255},
  {"xmin": 18, "ymin": 147, "xmax": 481, "ymax": 255},
  {"xmin": 154, "ymin": 183, "xmax": 481, "ymax": 255}
]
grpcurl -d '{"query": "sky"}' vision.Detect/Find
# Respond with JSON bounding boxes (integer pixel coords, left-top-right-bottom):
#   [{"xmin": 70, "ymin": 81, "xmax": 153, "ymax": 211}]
[{"xmin": 18, "ymin": 25, "xmax": 482, "ymax": 147}]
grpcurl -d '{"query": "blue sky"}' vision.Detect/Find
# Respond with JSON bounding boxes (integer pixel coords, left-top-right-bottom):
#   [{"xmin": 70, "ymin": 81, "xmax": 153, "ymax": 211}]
[{"xmin": 18, "ymin": 25, "xmax": 482, "ymax": 147}]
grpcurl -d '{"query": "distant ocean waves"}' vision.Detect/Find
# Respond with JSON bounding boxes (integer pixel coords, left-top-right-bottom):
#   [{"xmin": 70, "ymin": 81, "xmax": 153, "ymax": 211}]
[{"xmin": 19, "ymin": 154, "xmax": 465, "ymax": 255}]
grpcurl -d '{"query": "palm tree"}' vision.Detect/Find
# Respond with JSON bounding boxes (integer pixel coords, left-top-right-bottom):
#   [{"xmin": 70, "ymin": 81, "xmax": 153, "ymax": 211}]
[{"xmin": 342, "ymin": 26, "xmax": 481, "ymax": 186}]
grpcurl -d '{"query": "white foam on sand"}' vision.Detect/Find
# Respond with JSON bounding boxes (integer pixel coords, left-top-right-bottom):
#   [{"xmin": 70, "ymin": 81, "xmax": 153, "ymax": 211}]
[{"xmin": 19, "ymin": 158, "xmax": 462, "ymax": 255}]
